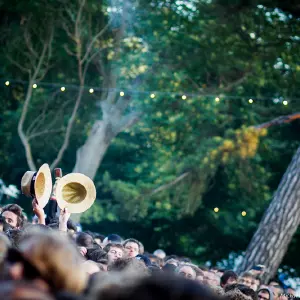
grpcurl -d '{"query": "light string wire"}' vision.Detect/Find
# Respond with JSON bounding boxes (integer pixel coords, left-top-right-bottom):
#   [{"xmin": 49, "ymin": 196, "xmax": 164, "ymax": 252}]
[{"xmin": 1, "ymin": 78, "xmax": 298, "ymax": 104}]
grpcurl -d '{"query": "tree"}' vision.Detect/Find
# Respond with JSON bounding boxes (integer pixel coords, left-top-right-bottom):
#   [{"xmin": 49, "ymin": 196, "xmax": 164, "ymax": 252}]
[{"xmin": 237, "ymin": 145, "xmax": 300, "ymax": 282}]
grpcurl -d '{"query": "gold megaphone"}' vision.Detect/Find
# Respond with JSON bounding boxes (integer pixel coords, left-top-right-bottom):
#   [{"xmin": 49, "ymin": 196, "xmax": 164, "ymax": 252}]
[
  {"xmin": 55, "ymin": 173, "xmax": 96, "ymax": 213},
  {"xmin": 21, "ymin": 164, "xmax": 52, "ymax": 208}
]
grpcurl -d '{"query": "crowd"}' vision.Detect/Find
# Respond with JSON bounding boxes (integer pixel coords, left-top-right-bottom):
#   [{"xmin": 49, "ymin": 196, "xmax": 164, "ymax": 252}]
[{"xmin": 0, "ymin": 201, "xmax": 297, "ymax": 300}]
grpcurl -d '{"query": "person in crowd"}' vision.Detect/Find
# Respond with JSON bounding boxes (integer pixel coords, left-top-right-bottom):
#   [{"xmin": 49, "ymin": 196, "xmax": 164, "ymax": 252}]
[
  {"xmin": 102, "ymin": 234, "xmax": 123, "ymax": 247},
  {"xmin": 153, "ymin": 249, "xmax": 166, "ymax": 260},
  {"xmin": 108, "ymin": 257, "xmax": 149, "ymax": 275},
  {"xmin": 285, "ymin": 287, "xmax": 296, "ymax": 296},
  {"xmin": 225, "ymin": 284, "xmax": 258, "ymax": 300},
  {"xmin": 203, "ymin": 270, "xmax": 220, "ymax": 287},
  {"xmin": 251, "ymin": 276, "xmax": 261, "ymax": 292},
  {"xmin": 95, "ymin": 273, "xmax": 221, "ymax": 300},
  {"xmin": 87, "ymin": 248, "xmax": 107, "ymax": 263},
  {"xmin": 238, "ymin": 272, "xmax": 256, "ymax": 288},
  {"xmin": 76, "ymin": 232, "xmax": 94, "ymax": 248},
  {"xmin": 81, "ymin": 260, "xmax": 101, "ymax": 275},
  {"xmin": 94, "ymin": 233, "xmax": 105, "ymax": 246},
  {"xmin": 257, "ymin": 287, "xmax": 274, "ymax": 300},
  {"xmin": 220, "ymin": 270, "xmax": 238, "ymax": 288},
  {"xmin": 146, "ymin": 253, "xmax": 163, "ymax": 267},
  {"xmin": 175, "ymin": 263, "xmax": 197, "ymax": 280},
  {"xmin": 123, "ymin": 238, "xmax": 141, "ymax": 258},
  {"xmin": 0, "ymin": 281, "xmax": 55, "ymax": 300},
  {"xmin": 0, "ymin": 232, "xmax": 11, "ymax": 264},
  {"xmin": 269, "ymin": 284, "xmax": 284, "ymax": 300},
  {"xmin": 3, "ymin": 228, "xmax": 88, "ymax": 295},
  {"xmin": 104, "ymin": 243, "xmax": 124, "ymax": 264},
  {"xmin": 1, "ymin": 204, "xmax": 25, "ymax": 229}
]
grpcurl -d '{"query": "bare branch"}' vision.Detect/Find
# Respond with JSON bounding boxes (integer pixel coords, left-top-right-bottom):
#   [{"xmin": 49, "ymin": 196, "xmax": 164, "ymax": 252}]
[
  {"xmin": 142, "ymin": 172, "xmax": 190, "ymax": 199},
  {"xmin": 18, "ymin": 81, "xmax": 36, "ymax": 171},
  {"xmin": 81, "ymin": 19, "xmax": 113, "ymax": 64},
  {"xmin": 62, "ymin": 22, "xmax": 76, "ymax": 41},
  {"xmin": 24, "ymin": 25, "xmax": 38, "ymax": 59},
  {"xmin": 255, "ymin": 112, "xmax": 300, "ymax": 129},
  {"xmin": 63, "ymin": 44, "xmax": 77, "ymax": 56},
  {"xmin": 114, "ymin": 111, "xmax": 142, "ymax": 133},
  {"xmin": 82, "ymin": 49, "xmax": 101, "ymax": 79},
  {"xmin": 7, "ymin": 55, "xmax": 31, "ymax": 74},
  {"xmin": 28, "ymin": 129, "xmax": 64, "ymax": 140},
  {"xmin": 50, "ymin": 85, "xmax": 85, "ymax": 170}
]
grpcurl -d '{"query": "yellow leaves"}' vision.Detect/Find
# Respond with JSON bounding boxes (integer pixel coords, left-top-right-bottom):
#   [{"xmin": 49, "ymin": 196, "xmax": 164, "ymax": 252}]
[
  {"xmin": 259, "ymin": 128, "xmax": 268, "ymax": 136},
  {"xmin": 222, "ymin": 140, "xmax": 234, "ymax": 151}
]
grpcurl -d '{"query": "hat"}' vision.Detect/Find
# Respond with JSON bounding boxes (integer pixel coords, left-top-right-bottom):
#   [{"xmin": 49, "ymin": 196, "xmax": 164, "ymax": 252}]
[
  {"xmin": 21, "ymin": 164, "xmax": 52, "ymax": 208},
  {"xmin": 56, "ymin": 173, "xmax": 96, "ymax": 213}
]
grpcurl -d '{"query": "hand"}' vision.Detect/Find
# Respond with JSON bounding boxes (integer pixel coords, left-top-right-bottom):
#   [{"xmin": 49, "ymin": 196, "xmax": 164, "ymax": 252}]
[
  {"xmin": 78, "ymin": 247, "xmax": 87, "ymax": 256},
  {"xmin": 32, "ymin": 198, "xmax": 45, "ymax": 225},
  {"xmin": 59, "ymin": 208, "xmax": 71, "ymax": 232}
]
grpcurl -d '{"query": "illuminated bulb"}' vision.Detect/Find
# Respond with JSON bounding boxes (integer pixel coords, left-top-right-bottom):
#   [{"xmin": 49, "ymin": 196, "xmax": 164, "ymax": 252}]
[
  {"xmin": 89, "ymin": 88, "xmax": 94, "ymax": 94},
  {"xmin": 5, "ymin": 81, "xmax": 10, "ymax": 86},
  {"xmin": 283, "ymin": 100, "xmax": 288, "ymax": 106},
  {"xmin": 241, "ymin": 211, "xmax": 247, "ymax": 217},
  {"xmin": 150, "ymin": 93, "xmax": 155, "ymax": 98},
  {"xmin": 248, "ymin": 99, "xmax": 253, "ymax": 104},
  {"xmin": 32, "ymin": 84, "xmax": 37, "ymax": 89},
  {"xmin": 214, "ymin": 207, "xmax": 219, "ymax": 213},
  {"xmin": 61, "ymin": 87, "xmax": 66, "ymax": 92},
  {"xmin": 120, "ymin": 91, "xmax": 125, "ymax": 97},
  {"xmin": 182, "ymin": 95, "xmax": 187, "ymax": 100},
  {"xmin": 215, "ymin": 97, "xmax": 220, "ymax": 102}
]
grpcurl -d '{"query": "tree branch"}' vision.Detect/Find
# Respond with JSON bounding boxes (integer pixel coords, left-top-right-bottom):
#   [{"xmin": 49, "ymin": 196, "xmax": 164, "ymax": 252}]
[
  {"xmin": 18, "ymin": 81, "xmax": 36, "ymax": 171},
  {"xmin": 255, "ymin": 112, "xmax": 300, "ymax": 129},
  {"xmin": 50, "ymin": 85, "xmax": 85, "ymax": 170},
  {"xmin": 142, "ymin": 172, "xmax": 190, "ymax": 199},
  {"xmin": 139, "ymin": 112, "xmax": 300, "ymax": 199},
  {"xmin": 81, "ymin": 19, "xmax": 113, "ymax": 64},
  {"xmin": 28, "ymin": 128, "xmax": 64, "ymax": 140},
  {"xmin": 114, "ymin": 111, "xmax": 142, "ymax": 133}
]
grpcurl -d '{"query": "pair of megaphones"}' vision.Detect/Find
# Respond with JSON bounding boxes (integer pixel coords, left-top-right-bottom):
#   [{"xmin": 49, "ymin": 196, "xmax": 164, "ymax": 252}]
[{"xmin": 21, "ymin": 164, "xmax": 96, "ymax": 213}]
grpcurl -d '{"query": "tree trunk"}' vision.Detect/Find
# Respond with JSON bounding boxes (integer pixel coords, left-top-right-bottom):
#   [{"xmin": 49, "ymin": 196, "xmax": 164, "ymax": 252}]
[
  {"xmin": 72, "ymin": 120, "xmax": 115, "ymax": 178},
  {"xmin": 237, "ymin": 145, "xmax": 300, "ymax": 282}
]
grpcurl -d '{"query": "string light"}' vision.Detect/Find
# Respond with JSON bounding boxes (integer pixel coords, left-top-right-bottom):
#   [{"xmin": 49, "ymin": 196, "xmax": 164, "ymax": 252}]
[
  {"xmin": 3, "ymin": 79, "xmax": 299, "ymax": 103},
  {"xmin": 241, "ymin": 211, "xmax": 247, "ymax": 217},
  {"xmin": 214, "ymin": 207, "xmax": 219, "ymax": 213},
  {"xmin": 32, "ymin": 84, "xmax": 37, "ymax": 89},
  {"xmin": 89, "ymin": 88, "xmax": 94, "ymax": 94}
]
